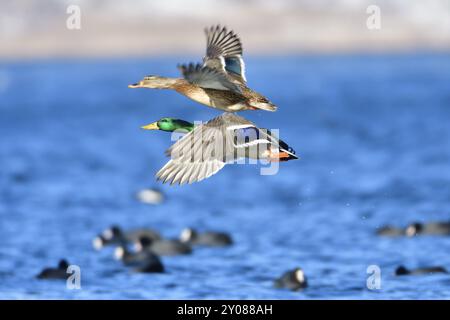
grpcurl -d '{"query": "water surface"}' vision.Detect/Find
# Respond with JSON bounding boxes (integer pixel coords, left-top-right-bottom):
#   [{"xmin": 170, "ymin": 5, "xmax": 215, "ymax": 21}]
[{"xmin": 1, "ymin": 54, "xmax": 450, "ymax": 299}]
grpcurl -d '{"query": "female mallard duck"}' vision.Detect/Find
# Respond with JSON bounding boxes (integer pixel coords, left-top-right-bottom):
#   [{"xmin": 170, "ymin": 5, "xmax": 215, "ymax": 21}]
[
  {"xmin": 141, "ymin": 113, "xmax": 297, "ymax": 185},
  {"xmin": 129, "ymin": 25, "xmax": 276, "ymax": 112}
]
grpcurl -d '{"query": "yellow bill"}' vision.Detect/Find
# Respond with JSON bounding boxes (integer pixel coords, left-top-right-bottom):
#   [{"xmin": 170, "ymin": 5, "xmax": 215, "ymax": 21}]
[{"xmin": 141, "ymin": 122, "xmax": 159, "ymax": 130}]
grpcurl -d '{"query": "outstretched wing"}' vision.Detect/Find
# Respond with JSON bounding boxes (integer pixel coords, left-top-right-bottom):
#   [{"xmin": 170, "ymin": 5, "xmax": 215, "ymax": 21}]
[
  {"xmin": 156, "ymin": 113, "xmax": 252, "ymax": 185},
  {"xmin": 178, "ymin": 63, "xmax": 242, "ymax": 94},
  {"xmin": 203, "ymin": 25, "xmax": 247, "ymax": 84}
]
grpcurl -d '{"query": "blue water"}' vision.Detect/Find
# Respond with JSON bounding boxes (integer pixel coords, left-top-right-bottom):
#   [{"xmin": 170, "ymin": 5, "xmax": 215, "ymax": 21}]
[{"xmin": 1, "ymin": 54, "xmax": 450, "ymax": 299}]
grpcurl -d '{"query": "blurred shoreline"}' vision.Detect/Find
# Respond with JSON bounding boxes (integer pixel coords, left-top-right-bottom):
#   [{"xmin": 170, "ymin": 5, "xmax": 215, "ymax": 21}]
[
  {"xmin": 1, "ymin": 0, "xmax": 449, "ymax": 60},
  {"xmin": 2, "ymin": 51, "xmax": 450, "ymax": 64}
]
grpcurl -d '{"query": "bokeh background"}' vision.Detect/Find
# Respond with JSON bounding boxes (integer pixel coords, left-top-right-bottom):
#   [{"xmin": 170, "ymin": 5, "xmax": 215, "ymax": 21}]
[
  {"xmin": 1, "ymin": 0, "xmax": 450, "ymax": 58},
  {"xmin": 1, "ymin": 0, "xmax": 450, "ymax": 299}
]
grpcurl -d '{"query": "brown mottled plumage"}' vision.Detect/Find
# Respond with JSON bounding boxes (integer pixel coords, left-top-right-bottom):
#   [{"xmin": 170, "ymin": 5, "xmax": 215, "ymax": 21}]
[{"xmin": 173, "ymin": 80, "xmax": 246, "ymax": 111}]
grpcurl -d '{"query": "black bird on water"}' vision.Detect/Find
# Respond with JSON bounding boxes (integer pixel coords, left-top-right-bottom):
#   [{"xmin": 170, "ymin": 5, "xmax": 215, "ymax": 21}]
[
  {"xmin": 36, "ymin": 259, "xmax": 70, "ymax": 280},
  {"xmin": 274, "ymin": 268, "xmax": 308, "ymax": 291}
]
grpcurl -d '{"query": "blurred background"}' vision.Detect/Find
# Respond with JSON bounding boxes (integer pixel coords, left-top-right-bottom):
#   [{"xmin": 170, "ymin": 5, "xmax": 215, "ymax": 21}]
[
  {"xmin": 1, "ymin": 0, "xmax": 450, "ymax": 58},
  {"xmin": 1, "ymin": 0, "xmax": 450, "ymax": 299}
]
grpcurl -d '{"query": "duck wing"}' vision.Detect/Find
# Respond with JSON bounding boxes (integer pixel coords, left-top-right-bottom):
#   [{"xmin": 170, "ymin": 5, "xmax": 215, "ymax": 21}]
[
  {"xmin": 156, "ymin": 113, "xmax": 252, "ymax": 185},
  {"xmin": 178, "ymin": 63, "xmax": 242, "ymax": 94},
  {"xmin": 203, "ymin": 25, "xmax": 246, "ymax": 84}
]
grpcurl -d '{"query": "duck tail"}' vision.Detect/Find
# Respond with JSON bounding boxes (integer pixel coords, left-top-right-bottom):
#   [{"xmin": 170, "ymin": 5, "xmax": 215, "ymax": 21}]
[
  {"xmin": 268, "ymin": 148, "xmax": 298, "ymax": 162},
  {"xmin": 283, "ymin": 150, "xmax": 298, "ymax": 161}
]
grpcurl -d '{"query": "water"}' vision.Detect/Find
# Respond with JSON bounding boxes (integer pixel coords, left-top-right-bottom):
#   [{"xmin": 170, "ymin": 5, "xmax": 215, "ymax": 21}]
[{"xmin": 1, "ymin": 54, "xmax": 450, "ymax": 299}]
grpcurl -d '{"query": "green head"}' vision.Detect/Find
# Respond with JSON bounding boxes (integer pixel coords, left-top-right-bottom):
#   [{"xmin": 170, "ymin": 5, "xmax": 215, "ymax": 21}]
[{"xmin": 141, "ymin": 118, "xmax": 194, "ymax": 133}]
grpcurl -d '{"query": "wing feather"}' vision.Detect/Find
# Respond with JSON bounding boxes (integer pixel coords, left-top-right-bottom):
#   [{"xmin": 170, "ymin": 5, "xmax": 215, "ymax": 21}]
[{"xmin": 157, "ymin": 113, "xmax": 250, "ymax": 185}]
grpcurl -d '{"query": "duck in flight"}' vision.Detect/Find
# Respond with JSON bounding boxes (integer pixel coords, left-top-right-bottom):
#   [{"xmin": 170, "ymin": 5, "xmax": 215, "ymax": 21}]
[
  {"xmin": 141, "ymin": 113, "xmax": 297, "ymax": 185},
  {"xmin": 129, "ymin": 25, "xmax": 276, "ymax": 112}
]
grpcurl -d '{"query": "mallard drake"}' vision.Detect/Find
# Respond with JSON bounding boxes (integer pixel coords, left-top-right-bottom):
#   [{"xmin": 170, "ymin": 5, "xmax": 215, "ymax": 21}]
[
  {"xmin": 129, "ymin": 25, "xmax": 276, "ymax": 112},
  {"xmin": 141, "ymin": 113, "xmax": 298, "ymax": 185}
]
